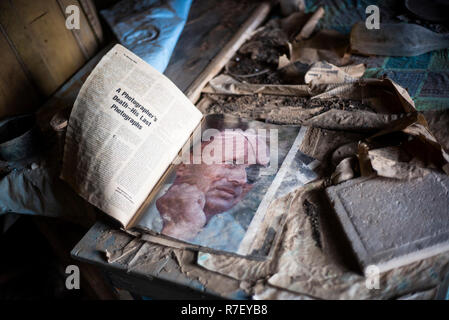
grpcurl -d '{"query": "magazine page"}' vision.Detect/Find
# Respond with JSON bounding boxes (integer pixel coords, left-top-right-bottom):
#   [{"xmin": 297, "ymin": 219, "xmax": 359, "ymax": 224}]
[
  {"xmin": 135, "ymin": 114, "xmax": 317, "ymax": 258},
  {"xmin": 61, "ymin": 44, "xmax": 203, "ymax": 227}
]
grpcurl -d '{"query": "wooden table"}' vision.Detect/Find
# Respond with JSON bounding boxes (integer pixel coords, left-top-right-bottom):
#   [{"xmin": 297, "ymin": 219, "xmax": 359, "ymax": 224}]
[{"xmin": 72, "ymin": 221, "xmax": 240, "ymax": 299}]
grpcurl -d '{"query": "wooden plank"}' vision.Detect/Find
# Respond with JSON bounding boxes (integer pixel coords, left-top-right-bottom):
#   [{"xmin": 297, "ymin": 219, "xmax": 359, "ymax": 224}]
[
  {"xmin": 0, "ymin": 28, "xmax": 40, "ymax": 118},
  {"xmin": 57, "ymin": 0, "xmax": 100, "ymax": 59},
  {"xmin": 0, "ymin": 0, "xmax": 87, "ymax": 96},
  {"xmin": 164, "ymin": 0, "xmax": 262, "ymax": 93},
  {"xmin": 79, "ymin": 0, "xmax": 104, "ymax": 45},
  {"xmin": 72, "ymin": 222, "xmax": 222, "ymax": 299},
  {"xmin": 185, "ymin": 2, "xmax": 271, "ymax": 103}
]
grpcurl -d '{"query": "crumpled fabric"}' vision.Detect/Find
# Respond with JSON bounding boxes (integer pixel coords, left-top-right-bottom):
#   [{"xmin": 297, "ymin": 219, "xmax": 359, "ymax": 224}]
[
  {"xmin": 101, "ymin": 0, "xmax": 192, "ymax": 73},
  {"xmin": 0, "ymin": 165, "xmax": 95, "ymax": 227}
]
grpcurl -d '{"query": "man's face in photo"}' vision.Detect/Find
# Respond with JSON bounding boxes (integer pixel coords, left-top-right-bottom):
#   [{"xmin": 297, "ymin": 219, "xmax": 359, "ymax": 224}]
[{"xmin": 182, "ymin": 162, "xmax": 252, "ymax": 216}]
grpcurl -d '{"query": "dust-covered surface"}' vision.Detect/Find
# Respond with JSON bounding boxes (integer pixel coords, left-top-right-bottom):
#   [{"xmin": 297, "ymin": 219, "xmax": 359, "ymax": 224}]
[
  {"xmin": 190, "ymin": 2, "xmax": 449, "ymax": 299},
  {"xmin": 73, "ymin": 221, "xmax": 245, "ymax": 299},
  {"xmin": 203, "ymin": 94, "xmax": 375, "ymax": 118},
  {"xmin": 71, "ymin": 2, "xmax": 449, "ymax": 300},
  {"xmin": 197, "ymin": 183, "xmax": 449, "ymax": 300},
  {"xmin": 225, "ymin": 19, "xmax": 290, "ymax": 85},
  {"xmin": 326, "ymin": 173, "xmax": 449, "ymax": 273}
]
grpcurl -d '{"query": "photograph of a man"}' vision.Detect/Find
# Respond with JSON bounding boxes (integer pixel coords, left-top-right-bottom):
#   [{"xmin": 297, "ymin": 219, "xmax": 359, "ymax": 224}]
[{"xmin": 156, "ymin": 130, "xmax": 269, "ymax": 241}]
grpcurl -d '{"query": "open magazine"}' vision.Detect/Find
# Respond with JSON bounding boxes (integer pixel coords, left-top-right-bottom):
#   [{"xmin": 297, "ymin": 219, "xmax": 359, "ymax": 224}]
[{"xmin": 62, "ymin": 44, "xmax": 316, "ymax": 259}]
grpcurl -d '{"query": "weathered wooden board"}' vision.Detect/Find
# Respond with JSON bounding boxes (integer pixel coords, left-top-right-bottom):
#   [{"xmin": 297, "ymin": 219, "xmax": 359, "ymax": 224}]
[
  {"xmin": 0, "ymin": 0, "xmax": 86, "ymax": 95},
  {"xmin": 0, "ymin": 0, "xmax": 101, "ymax": 118},
  {"xmin": 164, "ymin": 0, "xmax": 260, "ymax": 93},
  {"xmin": 0, "ymin": 30, "xmax": 40, "ymax": 118},
  {"xmin": 57, "ymin": 0, "xmax": 100, "ymax": 59},
  {"xmin": 72, "ymin": 221, "xmax": 227, "ymax": 299}
]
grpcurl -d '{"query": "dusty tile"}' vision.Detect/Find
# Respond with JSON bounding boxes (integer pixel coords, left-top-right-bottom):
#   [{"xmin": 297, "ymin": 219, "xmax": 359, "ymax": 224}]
[{"xmin": 325, "ymin": 172, "xmax": 449, "ymax": 274}]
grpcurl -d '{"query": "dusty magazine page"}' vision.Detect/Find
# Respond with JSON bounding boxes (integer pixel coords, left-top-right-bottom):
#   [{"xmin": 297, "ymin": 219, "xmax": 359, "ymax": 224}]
[
  {"xmin": 61, "ymin": 44, "xmax": 203, "ymax": 226},
  {"xmin": 135, "ymin": 114, "xmax": 317, "ymax": 258}
]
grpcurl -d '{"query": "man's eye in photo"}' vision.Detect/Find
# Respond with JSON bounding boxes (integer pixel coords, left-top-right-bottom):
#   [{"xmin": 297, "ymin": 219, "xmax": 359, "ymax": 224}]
[{"xmin": 245, "ymin": 165, "xmax": 261, "ymax": 184}]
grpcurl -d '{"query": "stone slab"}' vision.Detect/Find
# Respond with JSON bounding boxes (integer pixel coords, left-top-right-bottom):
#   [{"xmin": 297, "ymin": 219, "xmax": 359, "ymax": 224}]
[{"xmin": 326, "ymin": 172, "xmax": 449, "ymax": 274}]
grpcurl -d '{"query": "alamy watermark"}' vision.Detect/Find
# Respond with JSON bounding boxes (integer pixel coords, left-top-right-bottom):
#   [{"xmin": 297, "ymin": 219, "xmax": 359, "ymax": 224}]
[
  {"xmin": 65, "ymin": 265, "xmax": 80, "ymax": 290},
  {"xmin": 65, "ymin": 5, "xmax": 80, "ymax": 30},
  {"xmin": 365, "ymin": 264, "xmax": 380, "ymax": 289},
  {"xmin": 365, "ymin": 5, "xmax": 380, "ymax": 30},
  {"xmin": 171, "ymin": 127, "xmax": 279, "ymax": 173}
]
